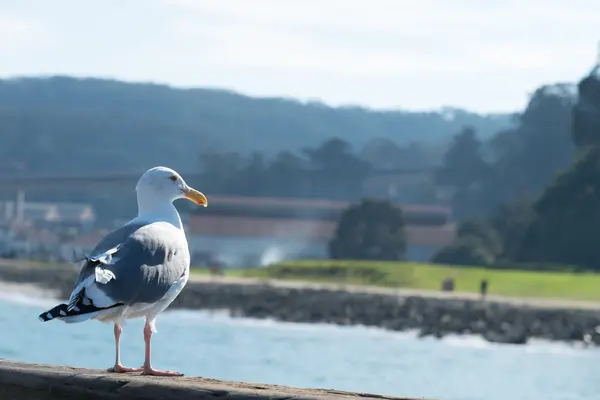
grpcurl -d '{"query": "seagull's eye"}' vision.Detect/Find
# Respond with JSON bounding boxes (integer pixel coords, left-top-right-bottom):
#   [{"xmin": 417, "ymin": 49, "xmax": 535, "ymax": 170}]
[{"xmin": 169, "ymin": 175, "xmax": 178, "ymax": 182}]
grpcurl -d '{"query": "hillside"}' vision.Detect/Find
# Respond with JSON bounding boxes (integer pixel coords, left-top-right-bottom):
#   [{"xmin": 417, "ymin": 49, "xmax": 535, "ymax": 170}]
[{"xmin": 0, "ymin": 76, "xmax": 513, "ymax": 174}]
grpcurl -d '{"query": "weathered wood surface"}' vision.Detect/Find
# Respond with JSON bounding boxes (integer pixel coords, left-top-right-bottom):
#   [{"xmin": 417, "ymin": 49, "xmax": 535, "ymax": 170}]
[{"xmin": 0, "ymin": 360, "xmax": 426, "ymax": 400}]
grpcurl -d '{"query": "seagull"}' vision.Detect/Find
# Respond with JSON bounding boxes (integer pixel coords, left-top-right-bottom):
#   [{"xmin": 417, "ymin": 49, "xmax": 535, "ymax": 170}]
[{"xmin": 38, "ymin": 166, "xmax": 207, "ymax": 376}]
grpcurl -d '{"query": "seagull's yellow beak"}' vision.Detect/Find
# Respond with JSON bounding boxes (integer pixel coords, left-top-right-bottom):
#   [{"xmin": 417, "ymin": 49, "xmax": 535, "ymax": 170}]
[{"xmin": 182, "ymin": 187, "xmax": 208, "ymax": 207}]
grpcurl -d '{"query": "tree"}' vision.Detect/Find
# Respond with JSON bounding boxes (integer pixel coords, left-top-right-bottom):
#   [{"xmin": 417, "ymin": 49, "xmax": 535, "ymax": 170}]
[
  {"xmin": 437, "ymin": 84, "xmax": 576, "ymax": 220},
  {"xmin": 456, "ymin": 218, "xmax": 503, "ymax": 258},
  {"xmin": 329, "ymin": 199, "xmax": 407, "ymax": 260},
  {"xmin": 235, "ymin": 152, "xmax": 269, "ymax": 195},
  {"xmin": 487, "ymin": 199, "xmax": 534, "ymax": 260},
  {"xmin": 430, "ymin": 198, "xmax": 534, "ymax": 267},
  {"xmin": 573, "ymin": 67, "xmax": 600, "ymax": 148},
  {"xmin": 430, "ymin": 218, "xmax": 501, "ymax": 266},
  {"xmin": 511, "ymin": 73, "xmax": 600, "ymax": 269},
  {"xmin": 487, "ymin": 85, "xmax": 575, "ymax": 205},
  {"xmin": 360, "ymin": 138, "xmax": 404, "ymax": 169},
  {"xmin": 511, "ymin": 85, "xmax": 574, "ymax": 189},
  {"xmin": 437, "ymin": 126, "xmax": 489, "ymax": 190},
  {"xmin": 437, "ymin": 126, "xmax": 491, "ymax": 217},
  {"xmin": 359, "ymin": 138, "xmax": 434, "ymax": 169},
  {"xmin": 198, "ymin": 151, "xmax": 246, "ymax": 193},
  {"xmin": 431, "ymin": 236, "xmax": 495, "ymax": 266},
  {"xmin": 303, "ymin": 137, "xmax": 372, "ymax": 200},
  {"xmin": 266, "ymin": 151, "xmax": 309, "ymax": 197},
  {"xmin": 516, "ymin": 146, "xmax": 600, "ymax": 268}
]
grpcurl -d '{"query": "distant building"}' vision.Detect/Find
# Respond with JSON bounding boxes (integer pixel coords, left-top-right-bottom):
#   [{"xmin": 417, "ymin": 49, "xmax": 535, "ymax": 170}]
[
  {"xmin": 0, "ymin": 225, "xmax": 108, "ymax": 261},
  {"xmin": 58, "ymin": 231, "xmax": 108, "ymax": 261},
  {"xmin": 6, "ymin": 228, "xmax": 61, "ymax": 259},
  {"xmin": 0, "ymin": 200, "xmax": 96, "ymax": 229},
  {"xmin": 186, "ymin": 195, "xmax": 455, "ymax": 267}
]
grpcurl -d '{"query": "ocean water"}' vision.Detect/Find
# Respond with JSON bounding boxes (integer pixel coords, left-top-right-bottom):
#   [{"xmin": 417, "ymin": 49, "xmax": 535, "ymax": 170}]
[{"xmin": 0, "ymin": 289, "xmax": 598, "ymax": 400}]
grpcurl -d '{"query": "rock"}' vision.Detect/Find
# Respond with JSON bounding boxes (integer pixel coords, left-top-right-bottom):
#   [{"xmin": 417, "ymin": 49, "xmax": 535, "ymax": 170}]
[{"xmin": 483, "ymin": 327, "xmax": 528, "ymax": 345}]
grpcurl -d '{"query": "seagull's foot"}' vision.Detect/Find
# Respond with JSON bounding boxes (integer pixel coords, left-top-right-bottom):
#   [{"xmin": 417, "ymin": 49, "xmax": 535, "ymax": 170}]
[
  {"xmin": 141, "ymin": 366, "xmax": 184, "ymax": 377},
  {"xmin": 107, "ymin": 364, "xmax": 144, "ymax": 373}
]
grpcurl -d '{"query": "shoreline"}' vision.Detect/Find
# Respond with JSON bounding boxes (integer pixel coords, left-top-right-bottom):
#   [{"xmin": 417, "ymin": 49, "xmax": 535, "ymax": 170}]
[
  {"xmin": 1, "ymin": 263, "xmax": 600, "ymax": 347},
  {"xmin": 188, "ymin": 274, "xmax": 600, "ymax": 311}
]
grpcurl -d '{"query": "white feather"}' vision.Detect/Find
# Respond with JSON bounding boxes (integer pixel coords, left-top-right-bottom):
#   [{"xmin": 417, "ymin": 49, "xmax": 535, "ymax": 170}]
[
  {"xmin": 85, "ymin": 283, "xmax": 119, "ymax": 308},
  {"xmin": 94, "ymin": 267, "xmax": 116, "ymax": 284},
  {"xmin": 66, "ymin": 246, "xmax": 120, "ymax": 311},
  {"xmin": 67, "ymin": 274, "xmax": 95, "ymax": 311}
]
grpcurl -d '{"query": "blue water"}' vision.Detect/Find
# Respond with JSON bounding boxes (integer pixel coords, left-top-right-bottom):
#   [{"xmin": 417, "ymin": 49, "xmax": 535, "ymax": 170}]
[{"xmin": 0, "ymin": 290, "xmax": 598, "ymax": 400}]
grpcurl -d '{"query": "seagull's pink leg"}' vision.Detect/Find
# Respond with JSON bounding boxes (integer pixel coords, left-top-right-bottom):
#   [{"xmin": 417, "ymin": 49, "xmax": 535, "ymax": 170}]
[
  {"xmin": 107, "ymin": 323, "xmax": 142, "ymax": 373},
  {"xmin": 141, "ymin": 319, "xmax": 183, "ymax": 377}
]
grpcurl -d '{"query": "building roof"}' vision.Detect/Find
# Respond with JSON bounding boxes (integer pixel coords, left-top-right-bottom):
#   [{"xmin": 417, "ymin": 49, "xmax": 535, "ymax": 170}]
[
  {"xmin": 196, "ymin": 195, "xmax": 453, "ymax": 227},
  {"xmin": 206, "ymin": 195, "xmax": 451, "ymax": 214},
  {"xmin": 186, "ymin": 215, "xmax": 455, "ymax": 246}
]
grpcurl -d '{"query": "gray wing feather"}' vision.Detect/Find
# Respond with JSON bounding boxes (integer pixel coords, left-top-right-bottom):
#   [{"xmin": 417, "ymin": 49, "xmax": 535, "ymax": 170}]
[
  {"xmin": 68, "ymin": 221, "xmax": 189, "ymax": 307},
  {"xmin": 67, "ymin": 223, "xmax": 144, "ymax": 308}
]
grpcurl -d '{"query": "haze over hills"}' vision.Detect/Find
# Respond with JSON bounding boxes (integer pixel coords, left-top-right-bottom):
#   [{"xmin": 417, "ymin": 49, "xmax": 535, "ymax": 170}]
[{"xmin": 0, "ymin": 76, "xmax": 513, "ymax": 175}]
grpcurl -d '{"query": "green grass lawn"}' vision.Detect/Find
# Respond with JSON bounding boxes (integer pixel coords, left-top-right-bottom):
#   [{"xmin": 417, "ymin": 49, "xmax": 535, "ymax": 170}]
[
  {"xmin": 211, "ymin": 260, "xmax": 600, "ymax": 302},
  {"xmin": 6, "ymin": 256, "xmax": 598, "ymax": 302}
]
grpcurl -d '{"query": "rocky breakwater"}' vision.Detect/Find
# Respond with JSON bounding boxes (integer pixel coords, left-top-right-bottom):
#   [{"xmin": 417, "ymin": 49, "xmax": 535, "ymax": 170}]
[
  {"xmin": 1, "ymin": 263, "xmax": 600, "ymax": 346},
  {"xmin": 178, "ymin": 279, "xmax": 600, "ymax": 346}
]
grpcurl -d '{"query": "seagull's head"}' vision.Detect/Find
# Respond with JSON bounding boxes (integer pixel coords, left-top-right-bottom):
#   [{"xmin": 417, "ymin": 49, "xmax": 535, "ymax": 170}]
[{"xmin": 136, "ymin": 166, "xmax": 208, "ymax": 207}]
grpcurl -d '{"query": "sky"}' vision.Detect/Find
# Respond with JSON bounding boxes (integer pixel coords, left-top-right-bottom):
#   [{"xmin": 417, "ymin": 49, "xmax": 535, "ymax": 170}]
[{"xmin": 0, "ymin": 0, "xmax": 598, "ymax": 113}]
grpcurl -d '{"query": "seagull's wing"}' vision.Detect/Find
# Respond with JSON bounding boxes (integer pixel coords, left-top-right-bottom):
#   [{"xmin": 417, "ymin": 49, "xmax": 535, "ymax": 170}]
[
  {"xmin": 65, "ymin": 222, "xmax": 144, "ymax": 311},
  {"xmin": 68, "ymin": 222, "xmax": 190, "ymax": 312}
]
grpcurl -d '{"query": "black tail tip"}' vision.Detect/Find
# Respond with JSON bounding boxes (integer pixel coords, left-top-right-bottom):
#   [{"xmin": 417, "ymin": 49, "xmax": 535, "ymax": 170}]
[
  {"xmin": 38, "ymin": 304, "xmax": 68, "ymax": 322},
  {"xmin": 38, "ymin": 311, "xmax": 53, "ymax": 322}
]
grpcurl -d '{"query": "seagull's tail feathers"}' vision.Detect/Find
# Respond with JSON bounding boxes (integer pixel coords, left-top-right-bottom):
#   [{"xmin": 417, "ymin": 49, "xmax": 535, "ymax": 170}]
[{"xmin": 38, "ymin": 301, "xmax": 124, "ymax": 323}]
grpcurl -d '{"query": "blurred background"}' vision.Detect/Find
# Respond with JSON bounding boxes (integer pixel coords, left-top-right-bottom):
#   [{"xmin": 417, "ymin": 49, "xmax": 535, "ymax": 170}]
[{"xmin": 0, "ymin": 1, "xmax": 599, "ymax": 400}]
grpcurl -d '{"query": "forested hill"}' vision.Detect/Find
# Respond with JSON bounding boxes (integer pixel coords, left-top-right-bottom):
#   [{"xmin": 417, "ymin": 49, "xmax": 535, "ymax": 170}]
[{"xmin": 0, "ymin": 76, "xmax": 512, "ymax": 174}]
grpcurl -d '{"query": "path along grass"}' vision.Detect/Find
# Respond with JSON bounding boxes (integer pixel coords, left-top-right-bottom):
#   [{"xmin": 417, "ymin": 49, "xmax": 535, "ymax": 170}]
[{"xmin": 213, "ymin": 260, "xmax": 600, "ymax": 302}]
